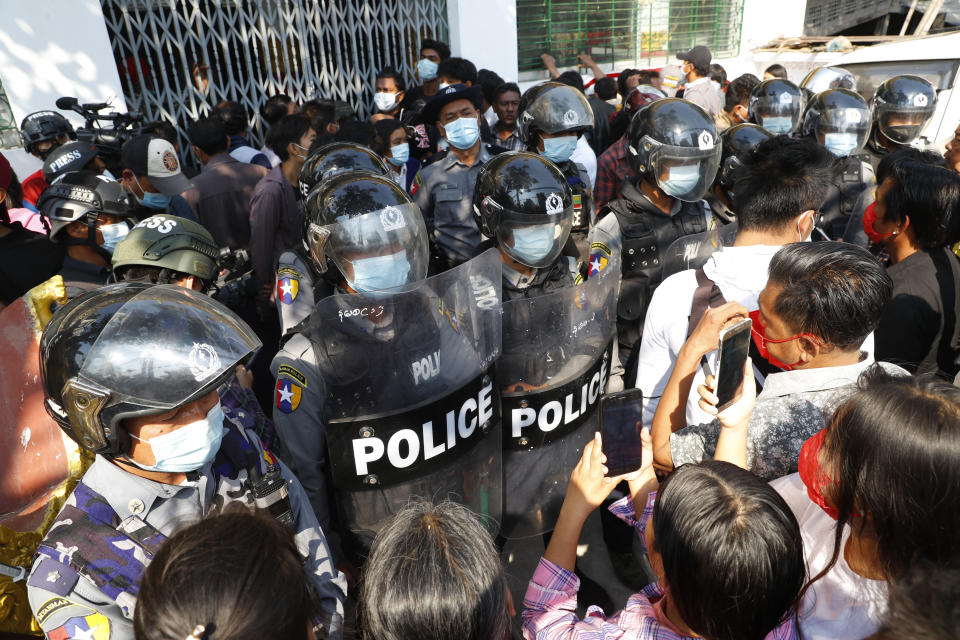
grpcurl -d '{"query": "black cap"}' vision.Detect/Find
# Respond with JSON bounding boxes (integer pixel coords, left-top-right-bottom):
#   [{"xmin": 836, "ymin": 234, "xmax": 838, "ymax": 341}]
[
  {"xmin": 422, "ymin": 83, "xmax": 483, "ymax": 125},
  {"xmin": 678, "ymin": 45, "xmax": 711, "ymax": 69}
]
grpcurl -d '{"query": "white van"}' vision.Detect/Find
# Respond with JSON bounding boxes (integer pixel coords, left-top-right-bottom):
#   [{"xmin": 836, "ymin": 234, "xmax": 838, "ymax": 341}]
[{"xmin": 827, "ymin": 31, "xmax": 960, "ymax": 151}]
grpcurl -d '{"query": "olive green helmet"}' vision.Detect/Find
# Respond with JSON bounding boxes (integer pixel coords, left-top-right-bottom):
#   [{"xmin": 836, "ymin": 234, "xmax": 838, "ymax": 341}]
[{"xmin": 111, "ymin": 214, "xmax": 220, "ymax": 283}]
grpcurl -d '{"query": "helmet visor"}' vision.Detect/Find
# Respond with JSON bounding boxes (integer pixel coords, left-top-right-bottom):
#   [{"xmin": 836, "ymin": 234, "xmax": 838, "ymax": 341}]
[
  {"xmin": 309, "ymin": 202, "xmax": 428, "ymax": 291},
  {"xmin": 528, "ymin": 87, "xmax": 595, "ymax": 134},
  {"xmin": 492, "ymin": 203, "xmax": 573, "ymax": 268},
  {"xmin": 876, "ymin": 101, "xmax": 935, "ymax": 144},
  {"xmin": 816, "ymin": 106, "xmax": 872, "ymax": 154},
  {"xmin": 648, "ymin": 140, "xmax": 722, "ymax": 202},
  {"xmin": 752, "ymin": 95, "xmax": 804, "ymax": 134},
  {"xmin": 79, "ymin": 285, "xmax": 261, "ymax": 408}
]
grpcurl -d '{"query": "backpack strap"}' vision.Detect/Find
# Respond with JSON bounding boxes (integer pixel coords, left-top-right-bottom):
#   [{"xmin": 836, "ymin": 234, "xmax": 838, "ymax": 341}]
[
  {"xmin": 928, "ymin": 248, "xmax": 960, "ymax": 378},
  {"xmin": 687, "ymin": 267, "xmax": 726, "ymax": 338}
]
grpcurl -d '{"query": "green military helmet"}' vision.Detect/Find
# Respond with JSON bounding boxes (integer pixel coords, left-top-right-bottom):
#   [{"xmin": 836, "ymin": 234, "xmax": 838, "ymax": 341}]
[{"xmin": 112, "ymin": 214, "xmax": 220, "ymax": 283}]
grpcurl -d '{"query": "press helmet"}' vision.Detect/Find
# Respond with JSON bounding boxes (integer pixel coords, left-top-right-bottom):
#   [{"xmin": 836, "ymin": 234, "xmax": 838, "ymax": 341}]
[
  {"xmin": 37, "ymin": 171, "xmax": 132, "ymax": 257},
  {"xmin": 20, "ymin": 111, "xmax": 76, "ymax": 159},
  {"xmin": 42, "ymin": 141, "xmax": 100, "ymax": 184},
  {"xmin": 111, "ymin": 214, "xmax": 220, "ymax": 286}
]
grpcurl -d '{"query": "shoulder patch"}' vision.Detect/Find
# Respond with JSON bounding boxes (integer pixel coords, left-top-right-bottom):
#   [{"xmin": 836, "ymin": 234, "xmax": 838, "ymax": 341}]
[
  {"xmin": 276, "ymin": 274, "xmax": 300, "ymax": 305},
  {"xmin": 277, "ymin": 266, "xmax": 303, "ymax": 279},
  {"xmin": 410, "ymin": 173, "xmax": 422, "ymax": 196},
  {"xmin": 275, "ymin": 378, "xmax": 302, "ymax": 413},
  {"xmin": 589, "ymin": 241, "xmax": 611, "ymax": 257},
  {"xmin": 35, "ymin": 597, "xmax": 91, "ymax": 627},
  {"xmin": 47, "ymin": 612, "xmax": 111, "ymax": 640},
  {"xmin": 277, "ymin": 364, "xmax": 308, "ymax": 388},
  {"xmin": 28, "ymin": 557, "xmax": 79, "ymax": 597}
]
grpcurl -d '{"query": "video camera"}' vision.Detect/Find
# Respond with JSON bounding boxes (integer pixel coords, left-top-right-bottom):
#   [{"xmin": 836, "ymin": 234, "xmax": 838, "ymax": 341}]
[
  {"xmin": 56, "ymin": 96, "xmax": 162, "ymax": 174},
  {"xmin": 211, "ymin": 247, "xmax": 258, "ymax": 311}
]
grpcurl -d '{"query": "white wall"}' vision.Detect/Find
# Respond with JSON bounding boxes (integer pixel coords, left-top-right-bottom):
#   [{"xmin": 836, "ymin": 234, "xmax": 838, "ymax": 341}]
[
  {"xmin": 0, "ymin": 0, "xmax": 126, "ymax": 179},
  {"xmin": 448, "ymin": 0, "xmax": 520, "ymax": 82}
]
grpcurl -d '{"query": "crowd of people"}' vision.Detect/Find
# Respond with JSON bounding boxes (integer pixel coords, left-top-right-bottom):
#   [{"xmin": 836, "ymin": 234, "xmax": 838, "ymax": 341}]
[{"xmin": 2, "ymin": 34, "xmax": 960, "ymax": 640}]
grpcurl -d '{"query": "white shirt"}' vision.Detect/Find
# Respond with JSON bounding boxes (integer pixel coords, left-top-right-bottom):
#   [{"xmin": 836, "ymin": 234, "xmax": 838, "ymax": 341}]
[
  {"xmin": 571, "ymin": 135, "xmax": 597, "ymax": 188},
  {"xmin": 389, "ymin": 163, "xmax": 407, "ymax": 189},
  {"xmin": 260, "ymin": 144, "xmax": 281, "ymax": 168},
  {"xmin": 636, "ymin": 243, "xmax": 783, "ymax": 426},
  {"xmin": 771, "ymin": 474, "xmax": 887, "ymax": 640}
]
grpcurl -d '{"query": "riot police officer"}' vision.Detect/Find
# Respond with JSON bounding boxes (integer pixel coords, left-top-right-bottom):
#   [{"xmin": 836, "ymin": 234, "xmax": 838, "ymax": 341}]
[
  {"xmin": 27, "ymin": 283, "xmax": 346, "ymax": 640},
  {"xmin": 278, "ymin": 143, "xmax": 392, "ymax": 336},
  {"xmin": 709, "ymin": 123, "xmax": 774, "ymax": 223},
  {"xmin": 517, "ymin": 82, "xmax": 596, "ymax": 248},
  {"xmin": 37, "ymin": 171, "xmax": 132, "ymax": 296},
  {"xmin": 20, "ymin": 111, "xmax": 77, "ymax": 206},
  {"xmin": 593, "ymin": 98, "xmax": 721, "ymax": 375},
  {"xmin": 748, "ymin": 78, "xmax": 805, "ymax": 135},
  {"xmin": 800, "ymin": 65, "xmax": 857, "ymax": 98},
  {"xmin": 472, "ymin": 151, "xmax": 578, "ymax": 299},
  {"xmin": 864, "ymin": 75, "xmax": 937, "ymax": 168},
  {"xmin": 799, "ymin": 88, "xmax": 875, "ymax": 239}
]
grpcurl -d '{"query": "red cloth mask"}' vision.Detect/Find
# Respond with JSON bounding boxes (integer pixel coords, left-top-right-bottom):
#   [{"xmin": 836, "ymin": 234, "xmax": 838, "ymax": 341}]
[
  {"xmin": 861, "ymin": 202, "xmax": 894, "ymax": 244},
  {"xmin": 797, "ymin": 429, "xmax": 839, "ymax": 520},
  {"xmin": 749, "ymin": 309, "xmax": 804, "ymax": 371}
]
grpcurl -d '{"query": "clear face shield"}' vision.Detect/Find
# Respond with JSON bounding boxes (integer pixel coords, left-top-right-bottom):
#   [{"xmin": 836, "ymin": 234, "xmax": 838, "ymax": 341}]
[
  {"xmin": 875, "ymin": 98, "xmax": 935, "ymax": 144},
  {"xmin": 642, "ymin": 134, "xmax": 722, "ymax": 202},
  {"xmin": 307, "ymin": 202, "xmax": 429, "ymax": 292},
  {"xmin": 528, "ymin": 87, "xmax": 595, "ymax": 134},
  {"xmin": 752, "ymin": 92, "xmax": 804, "ymax": 134},
  {"xmin": 487, "ymin": 196, "xmax": 574, "ymax": 268},
  {"xmin": 817, "ymin": 106, "xmax": 872, "ymax": 156}
]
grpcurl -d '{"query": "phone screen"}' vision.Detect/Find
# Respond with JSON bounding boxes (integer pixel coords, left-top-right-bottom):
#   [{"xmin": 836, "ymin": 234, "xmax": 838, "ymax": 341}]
[
  {"xmin": 600, "ymin": 388, "xmax": 644, "ymax": 477},
  {"xmin": 715, "ymin": 320, "xmax": 752, "ymax": 411}
]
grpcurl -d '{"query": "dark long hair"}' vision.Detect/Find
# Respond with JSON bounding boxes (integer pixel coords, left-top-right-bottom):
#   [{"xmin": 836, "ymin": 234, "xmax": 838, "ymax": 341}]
[
  {"xmin": 800, "ymin": 366, "xmax": 960, "ymax": 602},
  {"xmin": 133, "ymin": 506, "xmax": 316, "ymax": 640},
  {"xmin": 360, "ymin": 500, "xmax": 510, "ymax": 640},
  {"xmin": 881, "ymin": 159, "xmax": 960, "ymax": 249},
  {"xmin": 654, "ymin": 460, "xmax": 805, "ymax": 640}
]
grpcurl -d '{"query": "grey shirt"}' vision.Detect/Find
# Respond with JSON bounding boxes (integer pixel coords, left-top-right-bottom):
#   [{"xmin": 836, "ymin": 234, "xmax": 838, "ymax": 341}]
[
  {"xmin": 413, "ymin": 144, "xmax": 498, "ymax": 265},
  {"xmin": 681, "ymin": 77, "xmax": 723, "ymax": 117},
  {"xmin": 26, "ymin": 417, "xmax": 347, "ymax": 640},
  {"xmin": 181, "ymin": 153, "xmax": 269, "ymax": 249},
  {"xmin": 670, "ymin": 357, "xmax": 907, "ymax": 480}
]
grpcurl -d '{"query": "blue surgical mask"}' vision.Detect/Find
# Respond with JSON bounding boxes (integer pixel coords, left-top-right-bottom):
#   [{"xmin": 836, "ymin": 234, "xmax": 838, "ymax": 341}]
[
  {"xmin": 510, "ymin": 224, "xmax": 557, "ymax": 265},
  {"xmin": 442, "ymin": 117, "xmax": 480, "ymax": 150},
  {"xmin": 388, "ymin": 142, "xmax": 409, "ymax": 167},
  {"xmin": 99, "ymin": 221, "xmax": 130, "ymax": 254},
  {"xmin": 350, "ymin": 251, "xmax": 412, "ymax": 292},
  {"xmin": 661, "ymin": 163, "xmax": 701, "ymax": 198},
  {"xmin": 823, "ymin": 132, "xmax": 859, "ymax": 157},
  {"xmin": 129, "ymin": 403, "xmax": 226, "ymax": 473},
  {"xmin": 539, "ymin": 135, "xmax": 578, "ymax": 163},
  {"xmin": 417, "ymin": 58, "xmax": 439, "ymax": 81},
  {"xmin": 762, "ymin": 116, "xmax": 793, "ymax": 134}
]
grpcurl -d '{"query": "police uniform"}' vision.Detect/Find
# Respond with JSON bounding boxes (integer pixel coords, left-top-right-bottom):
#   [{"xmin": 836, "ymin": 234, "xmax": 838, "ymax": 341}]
[
  {"xmin": 412, "ymin": 143, "xmax": 502, "ymax": 268},
  {"xmin": 26, "ymin": 407, "xmax": 347, "ymax": 640},
  {"xmin": 820, "ymin": 154, "xmax": 875, "ymax": 240},
  {"xmin": 275, "ymin": 248, "xmax": 334, "ymax": 336},
  {"xmin": 593, "ymin": 179, "xmax": 713, "ymax": 368}
]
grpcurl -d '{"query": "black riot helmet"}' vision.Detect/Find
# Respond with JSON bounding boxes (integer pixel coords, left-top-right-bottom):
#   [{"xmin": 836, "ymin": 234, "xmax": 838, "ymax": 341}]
[
  {"xmin": 871, "ymin": 75, "xmax": 937, "ymax": 145},
  {"xmin": 718, "ymin": 123, "xmax": 773, "ymax": 189},
  {"xmin": 473, "ymin": 151, "xmax": 574, "ymax": 268},
  {"xmin": 42, "ymin": 141, "xmax": 100, "ymax": 184},
  {"xmin": 800, "ymin": 66, "xmax": 857, "ymax": 98},
  {"xmin": 800, "ymin": 89, "xmax": 872, "ymax": 157},
  {"xmin": 517, "ymin": 82, "xmax": 595, "ymax": 148},
  {"xmin": 39, "ymin": 283, "xmax": 260, "ymax": 456},
  {"xmin": 37, "ymin": 171, "xmax": 133, "ymax": 259},
  {"xmin": 20, "ymin": 111, "xmax": 76, "ymax": 159},
  {"xmin": 297, "ymin": 142, "xmax": 390, "ymax": 200},
  {"xmin": 627, "ymin": 98, "xmax": 721, "ymax": 202},
  {"xmin": 302, "ymin": 171, "xmax": 428, "ymax": 292},
  {"xmin": 748, "ymin": 78, "xmax": 805, "ymax": 135}
]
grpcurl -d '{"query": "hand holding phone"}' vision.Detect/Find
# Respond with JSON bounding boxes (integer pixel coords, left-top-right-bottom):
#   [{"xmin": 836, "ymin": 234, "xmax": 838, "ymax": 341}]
[
  {"xmin": 600, "ymin": 389, "xmax": 645, "ymax": 476},
  {"xmin": 712, "ymin": 317, "xmax": 752, "ymax": 412}
]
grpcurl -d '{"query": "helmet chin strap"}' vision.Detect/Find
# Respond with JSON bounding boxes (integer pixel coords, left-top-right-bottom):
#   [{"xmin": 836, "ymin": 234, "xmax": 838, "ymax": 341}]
[{"xmin": 64, "ymin": 219, "xmax": 112, "ymax": 263}]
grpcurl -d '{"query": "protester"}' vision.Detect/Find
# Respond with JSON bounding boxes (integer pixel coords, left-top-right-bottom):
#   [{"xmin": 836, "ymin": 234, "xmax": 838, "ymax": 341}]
[
  {"xmin": 523, "ymin": 434, "xmax": 804, "ymax": 640},
  {"xmin": 401, "ymin": 38, "xmax": 451, "ymax": 118},
  {"xmin": 764, "ymin": 63, "xmax": 788, "ymax": 80},
  {"xmin": 714, "ymin": 73, "xmax": 759, "ymax": 132},
  {"xmin": 361, "ymin": 501, "xmax": 512, "ymax": 640},
  {"xmin": 709, "ymin": 63, "xmax": 728, "ymax": 89},
  {"xmin": 134, "ymin": 507, "xmax": 317, "ymax": 640},
  {"xmin": 653, "ymin": 242, "xmax": 898, "ymax": 479},
  {"xmin": 677, "ymin": 45, "xmax": 722, "ymax": 116},
  {"xmin": 870, "ymin": 156, "xmax": 960, "ymax": 377},
  {"xmin": 373, "ymin": 117, "xmax": 419, "ymax": 192},
  {"xmin": 371, "ymin": 66, "xmax": 407, "ymax": 124},
  {"xmin": 477, "ymin": 68, "xmax": 506, "ymax": 126},
  {"xmin": 214, "ymin": 100, "xmax": 272, "ymax": 168},
  {"xmin": 490, "ymin": 82, "xmax": 525, "ymax": 151},
  {"xmin": 588, "ymin": 76, "xmax": 618, "ymax": 153},
  {"xmin": 259, "ymin": 93, "xmax": 296, "ymax": 166},
  {"xmin": 182, "ymin": 116, "xmax": 269, "ymax": 249},
  {"xmin": 593, "ymin": 87, "xmax": 662, "ymax": 209}
]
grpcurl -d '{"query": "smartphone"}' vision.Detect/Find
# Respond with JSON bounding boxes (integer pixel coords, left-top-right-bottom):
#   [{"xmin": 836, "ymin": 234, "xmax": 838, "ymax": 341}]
[
  {"xmin": 600, "ymin": 388, "xmax": 644, "ymax": 477},
  {"xmin": 714, "ymin": 317, "xmax": 752, "ymax": 412}
]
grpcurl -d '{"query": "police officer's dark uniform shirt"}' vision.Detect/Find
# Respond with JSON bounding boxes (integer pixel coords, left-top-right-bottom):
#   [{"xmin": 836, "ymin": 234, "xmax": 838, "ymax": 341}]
[
  {"xmin": 58, "ymin": 255, "xmax": 110, "ymax": 299},
  {"xmin": 26, "ymin": 411, "xmax": 347, "ymax": 640},
  {"xmin": 0, "ymin": 222, "xmax": 64, "ymax": 305},
  {"xmin": 412, "ymin": 144, "xmax": 502, "ymax": 267}
]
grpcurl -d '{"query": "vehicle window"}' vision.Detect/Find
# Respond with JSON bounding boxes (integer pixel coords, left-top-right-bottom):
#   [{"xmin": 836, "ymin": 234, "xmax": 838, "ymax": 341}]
[{"xmin": 841, "ymin": 60, "xmax": 960, "ymax": 98}]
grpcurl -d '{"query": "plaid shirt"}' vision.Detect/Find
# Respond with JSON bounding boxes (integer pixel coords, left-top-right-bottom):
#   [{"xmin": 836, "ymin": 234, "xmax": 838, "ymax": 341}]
[
  {"xmin": 521, "ymin": 493, "xmax": 799, "ymax": 640},
  {"xmin": 595, "ymin": 135, "xmax": 634, "ymax": 210}
]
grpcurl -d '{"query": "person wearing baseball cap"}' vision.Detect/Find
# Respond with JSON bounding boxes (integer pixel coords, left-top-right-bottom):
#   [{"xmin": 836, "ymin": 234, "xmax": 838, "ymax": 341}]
[
  {"xmin": 677, "ymin": 45, "xmax": 723, "ymax": 117},
  {"xmin": 120, "ymin": 134, "xmax": 198, "ymax": 222}
]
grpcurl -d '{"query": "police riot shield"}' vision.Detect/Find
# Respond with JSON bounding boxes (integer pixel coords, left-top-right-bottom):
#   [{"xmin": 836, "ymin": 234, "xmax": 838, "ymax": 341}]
[
  {"xmin": 661, "ymin": 222, "xmax": 738, "ymax": 280},
  {"xmin": 498, "ymin": 246, "xmax": 621, "ymax": 538},
  {"xmin": 308, "ymin": 249, "xmax": 502, "ymax": 550}
]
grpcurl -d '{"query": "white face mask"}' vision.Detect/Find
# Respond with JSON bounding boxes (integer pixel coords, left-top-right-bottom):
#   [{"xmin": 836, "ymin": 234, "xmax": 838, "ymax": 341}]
[
  {"xmin": 129, "ymin": 403, "xmax": 226, "ymax": 473},
  {"xmin": 374, "ymin": 91, "xmax": 399, "ymax": 112}
]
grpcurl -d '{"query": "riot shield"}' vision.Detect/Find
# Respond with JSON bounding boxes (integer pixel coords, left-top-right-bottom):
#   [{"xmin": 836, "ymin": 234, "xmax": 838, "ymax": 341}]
[
  {"xmin": 498, "ymin": 250, "xmax": 621, "ymax": 538},
  {"xmin": 661, "ymin": 222, "xmax": 738, "ymax": 280},
  {"xmin": 310, "ymin": 249, "xmax": 503, "ymax": 550}
]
